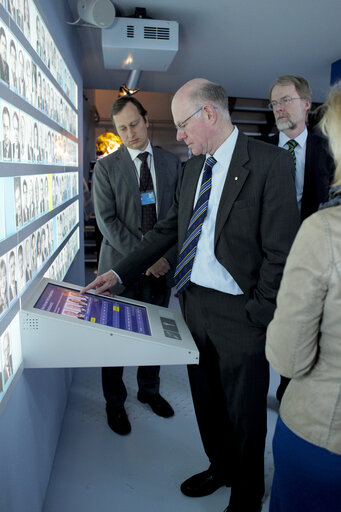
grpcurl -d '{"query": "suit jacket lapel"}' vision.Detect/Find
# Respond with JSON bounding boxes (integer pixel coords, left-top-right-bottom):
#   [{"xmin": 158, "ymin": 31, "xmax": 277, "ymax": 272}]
[
  {"xmin": 179, "ymin": 156, "xmax": 206, "ymax": 244},
  {"xmin": 117, "ymin": 146, "xmax": 141, "ymax": 212},
  {"xmin": 214, "ymin": 132, "xmax": 250, "ymax": 245},
  {"xmin": 153, "ymin": 147, "xmax": 165, "ymax": 216}
]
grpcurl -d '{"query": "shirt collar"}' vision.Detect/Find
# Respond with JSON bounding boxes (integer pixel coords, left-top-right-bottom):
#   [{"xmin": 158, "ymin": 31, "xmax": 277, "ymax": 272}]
[
  {"xmin": 127, "ymin": 140, "xmax": 152, "ymax": 162},
  {"xmin": 210, "ymin": 126, "xmax": 238, "ymax": 165},
  {"xmin": 279, "ymin": 126, "xmax": 308, "ymax": 149}
]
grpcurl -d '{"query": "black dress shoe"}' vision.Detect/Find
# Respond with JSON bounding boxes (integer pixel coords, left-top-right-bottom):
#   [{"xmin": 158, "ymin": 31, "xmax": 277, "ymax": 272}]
[
  {"xmin": 181, "ymin": 468, "xmax": 230, "ymax": 497},
  {"xmin": 106, "ymin": 405, "xmax": 131, "ymax": 435},
  {"xmin": 137, "ymin": 392, "xmax": 174, "ymax": 418}
]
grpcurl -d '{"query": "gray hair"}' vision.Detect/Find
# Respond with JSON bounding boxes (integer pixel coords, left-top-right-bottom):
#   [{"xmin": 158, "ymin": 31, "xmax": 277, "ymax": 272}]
[
  {"xmin": 268, "ymin": 75, "xmax": 312, "ymax": 103},
  {"xmin": 189, "ymin": 81, "xmax": 230, "ymax": 118}
]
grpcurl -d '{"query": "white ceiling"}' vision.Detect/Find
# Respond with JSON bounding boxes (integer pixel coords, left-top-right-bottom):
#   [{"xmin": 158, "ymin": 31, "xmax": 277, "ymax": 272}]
[{"xmin": 66, "ymin": 0, "xmax": 341, "ymax": 102}]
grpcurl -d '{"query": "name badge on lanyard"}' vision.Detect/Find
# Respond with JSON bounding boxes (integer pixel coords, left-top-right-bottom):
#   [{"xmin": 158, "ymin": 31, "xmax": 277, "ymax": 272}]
[{"xmin": 141, "ymin": 190, "xmax": 156, "ymax": 206}]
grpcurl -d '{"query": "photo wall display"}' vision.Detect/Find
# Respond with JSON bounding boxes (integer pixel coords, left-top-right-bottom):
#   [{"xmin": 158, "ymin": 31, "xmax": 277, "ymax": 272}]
[
  {"xmin": 0, "ymin": 99, "xmax": 78, "ymax": 165},
  {"xmin": 0, "ymin": 18, "xmax": 78, "ymax": 138},
  {"xmin": 0, "ymin": 315, "xmax": 22, "ymax": 398},
  {"xmin": 0, "ymin": 171, "xmax": 78, "ymax": 241},
  {"xmin": 0, "ymin": 0, "xmax": 81, "ymax": 407},
  {"xmin": 45, "ymin": 227, "xmax": 80, "ymax": 283},
  {"xmin": 0, "ymin": 0, "xmax": 78, "ymax": 109},
  {"xmin": 0, "ymin": 200, "xmax": 79, "ymax": 320}
]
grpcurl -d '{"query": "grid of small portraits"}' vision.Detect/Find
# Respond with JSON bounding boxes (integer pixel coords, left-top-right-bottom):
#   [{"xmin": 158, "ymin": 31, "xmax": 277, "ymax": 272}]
[
  {"xmin": 0, "ymin": 0, "xmax": 78, "ymax": 109},
  {"xmin": 0, "ymin": 1, "xmax": 81, "ymax": 405},
  {"xmin": 0, "ymin": 99, "xmax": 78, "ymax": 164},
  {"xmin": 0, "ymin": 18, "xmax": 77, "ymax": 137},
  {"xmin": 0, "ymin": 316, "xmax": 21, "ymax": 396},
  {"xmin": 0, "ymin": 200, "xmax": 79, "ymax": 320},
  {"xmin": 44, "ymin": 227, "xmax": 80, "ymax": 282},
  {"xmin": 0, "ymin": 171, "xmax": 78, "ymax": 241}
]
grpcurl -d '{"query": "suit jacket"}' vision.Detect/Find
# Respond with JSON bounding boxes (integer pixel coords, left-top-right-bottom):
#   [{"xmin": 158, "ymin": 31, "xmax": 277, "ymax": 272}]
[
  {"xmin": 115, "ymin": 132, "xmax": 299, "ymax": 328},
  {"xmin": 264, "ymin": 132, "xmax": 334, "ymax": 221},
  {"xmin": 266, "ymin": 205, "xmax": 341, "ymax": 454},
  {"xmin": 0, "ymin": 58, "xmax": 9, "ymax": 85},
  {"xmin": 9, "ymin": 282, "xmax": 17, "ymax": 302},
  {"xmin": 94, "ymin": 144, "xmax": 182, "ymax": 291}
]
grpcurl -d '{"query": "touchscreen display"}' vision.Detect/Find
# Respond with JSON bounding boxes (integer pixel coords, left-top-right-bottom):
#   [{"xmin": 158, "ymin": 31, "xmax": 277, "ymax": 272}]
[{"xmin": 34, "ymin": 283, "xmax": 151, "ymax": 335}]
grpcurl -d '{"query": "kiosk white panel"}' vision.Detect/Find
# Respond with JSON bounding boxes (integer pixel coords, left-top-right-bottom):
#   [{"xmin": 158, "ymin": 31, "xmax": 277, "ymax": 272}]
[{"xmin": 20, "ymin": 279, "xmax": 199, "ymax": 368}]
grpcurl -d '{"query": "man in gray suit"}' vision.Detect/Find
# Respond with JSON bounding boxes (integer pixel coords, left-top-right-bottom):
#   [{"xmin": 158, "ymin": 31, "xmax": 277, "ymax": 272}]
[
  {"xmin": 84, "ymin": 80, "xmax": 299, "ymax": 511},
  {"xmin": 93, "ymin": 96, "xmax": 182, "ymax": 436}
]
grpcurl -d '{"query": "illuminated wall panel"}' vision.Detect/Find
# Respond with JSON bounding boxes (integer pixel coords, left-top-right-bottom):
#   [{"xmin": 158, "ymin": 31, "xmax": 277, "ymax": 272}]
[{"xmin": 0, "ymin": 0, "xmax": 81, "ymax": 405}]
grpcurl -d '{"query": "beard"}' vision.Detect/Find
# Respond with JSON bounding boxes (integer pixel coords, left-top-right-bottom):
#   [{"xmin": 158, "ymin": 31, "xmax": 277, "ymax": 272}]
[{"xmin": 275, "ymin": 116, "xmax": 297, "ymax": 132}]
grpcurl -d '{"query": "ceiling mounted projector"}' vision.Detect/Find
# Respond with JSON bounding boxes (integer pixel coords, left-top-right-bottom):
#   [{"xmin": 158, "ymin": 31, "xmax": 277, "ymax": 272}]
[
  {"xmin": 77, "ymin": 0, "xmax": 116, "ymax": 29},
  {"xmin": 102, "ymin": 17, "xmax": 179, "ymax": 71}
]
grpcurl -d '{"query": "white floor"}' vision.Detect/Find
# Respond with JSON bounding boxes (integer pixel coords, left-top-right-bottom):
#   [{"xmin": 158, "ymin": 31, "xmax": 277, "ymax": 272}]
[
  {"xmin": 42, "ymin": 274, "xmax": 279, "ymax": 512},
  {"xmin": 42, "ymin": 364, "xmax": 279, "ymax": 512}
]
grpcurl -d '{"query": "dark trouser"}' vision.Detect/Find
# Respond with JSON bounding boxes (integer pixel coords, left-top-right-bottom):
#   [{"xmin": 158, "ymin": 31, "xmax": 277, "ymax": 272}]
[
  {"xmin": 102, "ymin": 274, "xmax": 171, "ymax": 408},
  {"xmin": 181, "ymin": 283, "xmax": 269, "ymax": 507}
]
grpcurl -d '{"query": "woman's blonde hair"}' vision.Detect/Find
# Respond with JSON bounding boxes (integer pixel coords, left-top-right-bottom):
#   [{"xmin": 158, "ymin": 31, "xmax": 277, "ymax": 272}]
[{"xmin": 320, "ymin": 83, "xmax": 341, "ymax": 187}]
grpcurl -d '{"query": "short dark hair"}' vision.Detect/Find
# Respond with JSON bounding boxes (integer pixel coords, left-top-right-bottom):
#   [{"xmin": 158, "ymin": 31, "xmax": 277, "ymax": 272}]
[
  {"xmin": 2, "ymin": 106, "xmax": 10, "ymax": 120},
  {"xmin": 10, "ymin": 39, "xmax": 16, "ymax": 54},
  {"xmin": 110, "ymin": 96, "xmax": 147, "ymax": 126}
]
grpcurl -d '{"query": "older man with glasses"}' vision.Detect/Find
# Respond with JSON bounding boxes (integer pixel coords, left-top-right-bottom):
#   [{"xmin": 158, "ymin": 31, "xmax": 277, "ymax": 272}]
[
  {"xmin": 264, "ymin": 75, "xmax": 335, "ymax": 401},
  {"xmin": 82, "ymin": 78, "xmax": 299, "ymax": 512}
]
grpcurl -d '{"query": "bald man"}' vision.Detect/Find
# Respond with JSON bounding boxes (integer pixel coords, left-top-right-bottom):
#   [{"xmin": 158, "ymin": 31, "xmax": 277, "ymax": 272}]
[{"xmin": 83, "ymin": 78, "xmax": 299, "ymax": 512}]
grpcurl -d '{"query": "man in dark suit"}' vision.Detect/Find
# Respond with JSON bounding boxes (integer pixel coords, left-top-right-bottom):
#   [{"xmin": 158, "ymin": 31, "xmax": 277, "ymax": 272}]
[
  {"xmin": 8, "ymin": 250, "xmax": 17, "ymax": 302},
  {"xmin": 265, "ymin": 75, "xmax": 334, "ymax": 400},
  {"xmin": 266, "ymin": 75, "xmax": 334, "ymax": 221},
  {"xmin": 12, "ymin": 111, "xmax": 20, "ymax": 161},
  {"xmin": 83, "ymin": 79, "xmax": 299, "ymax": 511},
  {"xmin": 2, "ymin": 105, "xmax": 12, "ymax": 160},
  {"xmin": 93, "ymin": 96, "xmax": 182, "ymax": 436},
  {"xmin": 9, "ymin": 39, "xmax": 17, "ymax": 91},
  {"xmin": 0, "ymin": 27, "xmax": 9, "ymax": 85}
]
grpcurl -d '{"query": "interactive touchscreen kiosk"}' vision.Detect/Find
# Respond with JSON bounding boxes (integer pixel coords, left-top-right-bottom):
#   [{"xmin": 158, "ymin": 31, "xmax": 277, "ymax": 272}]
[{"xmin": 20, "ymin": 278, "xmax": 199, "ymax": 368}]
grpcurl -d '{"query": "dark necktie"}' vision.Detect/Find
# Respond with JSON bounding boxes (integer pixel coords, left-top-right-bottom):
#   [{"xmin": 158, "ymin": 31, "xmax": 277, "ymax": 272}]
[
  {"xmin": 174, "ymin": 155, "xmax": 217, "ymax": 297},
  {"xmin": 138, "ymin": 151, "xmax": 157, "ymax": 234},
  {"xmin": 286, "ymin": 139, "xmax": 298, "ymax": 170}
]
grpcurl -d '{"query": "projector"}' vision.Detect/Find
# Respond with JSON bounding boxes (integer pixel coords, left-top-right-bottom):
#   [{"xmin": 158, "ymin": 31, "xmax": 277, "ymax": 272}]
[{"xmin": 101, "ymin": 17, "xmax": 179, "ymax": 71}]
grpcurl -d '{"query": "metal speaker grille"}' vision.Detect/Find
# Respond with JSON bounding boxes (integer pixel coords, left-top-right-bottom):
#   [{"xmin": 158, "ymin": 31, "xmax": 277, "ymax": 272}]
[{"xmin": 22, "ymin": 317, "xmax": 39, "ymax": 331}]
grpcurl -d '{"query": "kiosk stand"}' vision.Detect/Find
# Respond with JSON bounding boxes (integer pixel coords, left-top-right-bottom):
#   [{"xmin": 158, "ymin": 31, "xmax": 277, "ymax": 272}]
[{"xmin": 20, "ymin": 278, "xmax": 199, "ymax": 369}]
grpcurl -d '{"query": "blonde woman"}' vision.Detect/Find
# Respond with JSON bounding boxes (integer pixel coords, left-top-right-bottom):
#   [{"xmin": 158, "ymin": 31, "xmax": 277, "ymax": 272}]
[{"xmin": 266, "ymin": 83, "xmax": 341, "ymax": 512}]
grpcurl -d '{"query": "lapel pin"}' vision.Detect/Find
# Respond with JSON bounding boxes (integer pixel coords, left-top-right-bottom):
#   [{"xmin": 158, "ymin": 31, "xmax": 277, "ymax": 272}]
[{"xmin": 234, "ymin": 176, "xmax": 238, "ymax": 180}]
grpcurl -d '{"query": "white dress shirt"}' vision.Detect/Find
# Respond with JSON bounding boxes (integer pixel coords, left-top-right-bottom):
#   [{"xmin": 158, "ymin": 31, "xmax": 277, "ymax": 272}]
[
  {"xmin": 190, "ymin": 126, "xmax": 243, "ymax": 295},
  {"xmin": 278, "ymin": 128, "xmax": 307, "ymax": 213}
]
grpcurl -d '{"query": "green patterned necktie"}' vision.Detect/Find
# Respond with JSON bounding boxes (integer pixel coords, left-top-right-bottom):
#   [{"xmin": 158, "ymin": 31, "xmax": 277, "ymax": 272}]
[{"xmin": 286, "ymin": 139, "xmax": 298, "ymax": 170}]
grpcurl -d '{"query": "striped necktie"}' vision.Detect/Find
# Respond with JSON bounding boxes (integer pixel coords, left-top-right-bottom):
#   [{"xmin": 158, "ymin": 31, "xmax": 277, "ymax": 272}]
[
  {"xmin": 174, "ymin": 155, "xmax": 217, "ymax": 297},
  {"xmin": 286, "ymin": 139, "xmax": 298, "ymax": 169}
]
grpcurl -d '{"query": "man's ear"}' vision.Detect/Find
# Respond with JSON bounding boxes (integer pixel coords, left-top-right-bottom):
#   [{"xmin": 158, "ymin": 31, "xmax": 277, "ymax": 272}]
[
  {"xmin": 144, "ymin": 114, "xmax": 149, "ymax": 128},
  {"xmin": 202, "ymin": 104, "xmax": 217, "ymax": 123}
]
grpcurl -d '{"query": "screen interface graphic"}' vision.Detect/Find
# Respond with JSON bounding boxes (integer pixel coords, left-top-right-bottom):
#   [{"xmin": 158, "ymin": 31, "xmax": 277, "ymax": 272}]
[{"xmin": 34, "ymin": 284, "xmax": 151, "ymax": 335}]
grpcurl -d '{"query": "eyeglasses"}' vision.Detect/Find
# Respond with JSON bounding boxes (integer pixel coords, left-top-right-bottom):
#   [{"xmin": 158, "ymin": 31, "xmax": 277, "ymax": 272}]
[
  {"xmin": 175, "ymin": 105, "xmax": 217, "ymax": 131},
  {"xmin": 175, "ymin": 106, "xmax": 203, "ymax": 131},
  {"xmin": 268, "ymin": 97, "xmax": 304, "ymax": 110}
]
